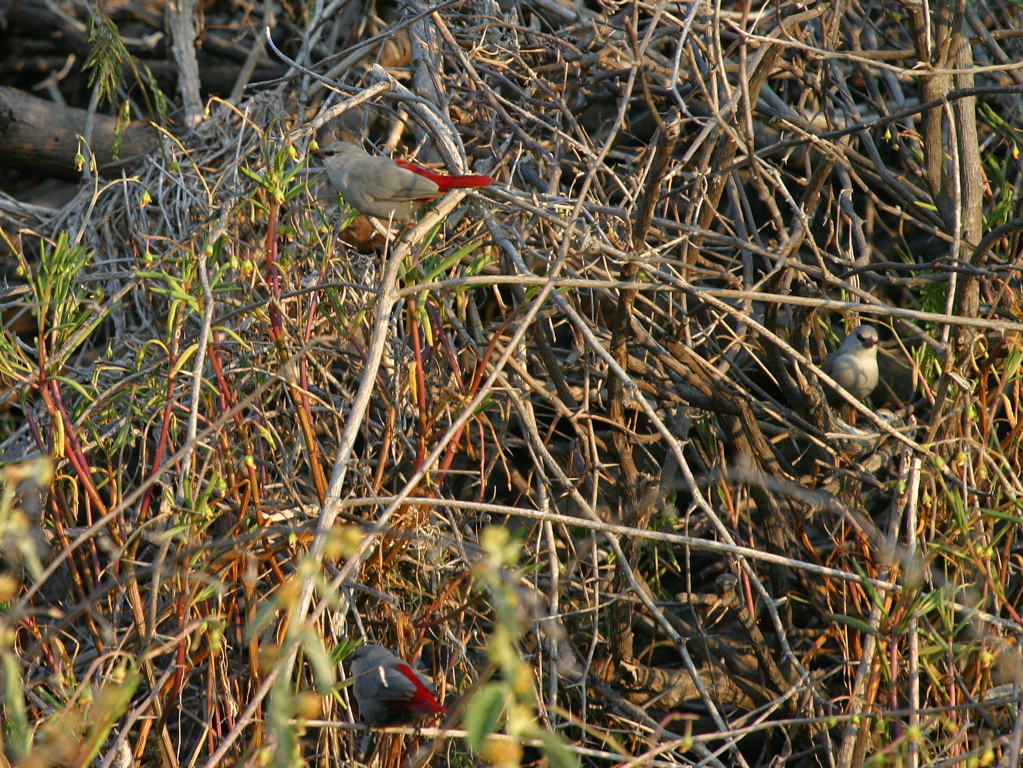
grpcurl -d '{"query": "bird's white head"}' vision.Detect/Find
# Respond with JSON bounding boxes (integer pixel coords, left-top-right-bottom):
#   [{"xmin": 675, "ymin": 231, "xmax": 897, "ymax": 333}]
[
  {"xmin": 850, "ymin": 325, "xmax": 879, "ymax": 352},
  {"xmin": 311, "ymin": 141, "xmax": 363, "ymax": 161}
]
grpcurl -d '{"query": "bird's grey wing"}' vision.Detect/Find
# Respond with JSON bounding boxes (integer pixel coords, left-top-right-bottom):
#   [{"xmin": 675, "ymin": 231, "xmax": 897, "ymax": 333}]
[
  {"xmin": 354, "ymin": 663, "xmax": 419, "ymax": 701},
  {"xmin": 821, "ymin": 350, "xmax": 837, "ymax": 375},
  {"xmin": 359, "ymin": 157, "xmax": 439, "ymax": 202}
]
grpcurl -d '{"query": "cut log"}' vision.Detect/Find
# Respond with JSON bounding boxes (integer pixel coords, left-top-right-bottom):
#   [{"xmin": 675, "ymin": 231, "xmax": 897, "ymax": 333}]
[{"xmin": 0, "ymin": 86, "xmax": 159, "ymax": 179}]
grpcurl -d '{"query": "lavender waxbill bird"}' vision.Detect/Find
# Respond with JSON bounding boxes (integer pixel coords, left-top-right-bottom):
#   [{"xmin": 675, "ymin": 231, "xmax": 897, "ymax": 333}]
[
  {"xmin": 821, "ymin": 325, "xmax": 880, "ymax": 405},
  {"xmin": 350, "ymin": 644, "xmax": 447, "ymax": 726},
  {"xmin": 313, "ymin": 141, "xmax": 494, "ymax": 222}
]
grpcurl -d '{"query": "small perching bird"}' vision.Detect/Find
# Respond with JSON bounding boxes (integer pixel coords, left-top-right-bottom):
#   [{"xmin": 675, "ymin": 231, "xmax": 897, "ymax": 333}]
[
  {"xmin": 312, "ymin": 141, "xmax": 494, "ymax": 222},
  {"xmin": 821, "ymin": 325, "xmax": 880, "ymax": 404},
  {"xmin": 349, "ymin": 644, "xmax": 447, "ymax": 727}
]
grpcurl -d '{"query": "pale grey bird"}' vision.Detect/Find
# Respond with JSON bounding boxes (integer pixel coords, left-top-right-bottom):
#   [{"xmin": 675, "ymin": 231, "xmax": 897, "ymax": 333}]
[
  {"xmin": 312, "ymin": 141, "xmax": 493, "ymax": 222},
  {"xmin": 821, "ymin": 325, "xmax": 880, "ymax": 404},
  {"xmin": 350, "ymin": 644, "xmax": 447, "ymax": 726}
]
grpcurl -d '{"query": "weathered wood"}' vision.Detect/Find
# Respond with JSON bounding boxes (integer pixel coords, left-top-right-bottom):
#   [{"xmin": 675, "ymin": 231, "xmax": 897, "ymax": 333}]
[{"xmin": 0, "ymin": 85, "xmax": 159, "ymax": 178}]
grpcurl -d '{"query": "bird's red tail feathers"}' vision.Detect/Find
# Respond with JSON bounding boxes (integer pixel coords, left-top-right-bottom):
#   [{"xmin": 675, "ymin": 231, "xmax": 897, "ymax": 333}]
[
  {"xmin": 395, "ymin": 664, "xmax": 448, "ymax": 715},
  {"xmin": 407, "ymin": 688, "xmax": 448, "ymax": 715},
  {"xmin": 395, "ymin": 159, "xmax": 494, "ymax": 191}
]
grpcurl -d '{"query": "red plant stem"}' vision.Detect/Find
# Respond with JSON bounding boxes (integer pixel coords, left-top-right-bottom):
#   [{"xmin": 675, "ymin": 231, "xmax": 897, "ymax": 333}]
[
  {"xmin": 262, "ymin": 201, "xmax": 326, "ymax": 499},
  {"xmin": 425, "ymin": 302, "xmax": 465, "ymax": 390},
  {"xmin": 41, "ymin": 377, "xmax": 108, "ymax": 517},
  {"xmin": 139, "ymin": 359, "xmax": 178, "ymax": 524},
  {"xmin": 302, "ymin": 250, "xmax": 332, "ymax": 341},
  {"xmin": 409, "ymin": 302, "xmax": 428, "ymax": 472},
  {"xmin": 435, "ymin": 313, "xmax": 514, "ymax": 484},
  {"xmin": 265, "ymin": 202, "xmax": 284, "ymax": 344},
  {"xmin": 207, "ymin": 331, "xmax": 264, "ymax": 525},
  {"xmin": 46, "ymin": 491, "xmax": 91, "ymax": 594}
]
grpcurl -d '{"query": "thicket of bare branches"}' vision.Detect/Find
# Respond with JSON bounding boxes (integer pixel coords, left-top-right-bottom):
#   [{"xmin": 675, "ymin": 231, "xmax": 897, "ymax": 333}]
[{"xmin": 2, "ymin": 1, "xmax": 1023, "ymax": 767}]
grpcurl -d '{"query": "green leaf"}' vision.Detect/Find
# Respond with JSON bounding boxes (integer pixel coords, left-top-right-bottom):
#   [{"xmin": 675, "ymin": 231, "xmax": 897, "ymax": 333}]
[
  {"xmin": 80, "ymin": 668, "xmax": 140, "ymax": 765},
  {"xmin": 1, "ymin": 648, "xmax": 31, "ymax": 760},
  {"xmin": 84, "ymin": 17, "xmax": 128, "ymax": 102},
  {"xmin": 464, "ymin": 682, "xmax": 506, "ymax": 750},
  {"xmin": 297, "ymin": 627, "xmax": 336, "ymax": 693},
  {"xmin": 826, "ymin": 612, "xmax": 877, "ymax": 635},
  {"xmin": 537, "ymin": 730, "xmax": 579, "ymax": 768}
]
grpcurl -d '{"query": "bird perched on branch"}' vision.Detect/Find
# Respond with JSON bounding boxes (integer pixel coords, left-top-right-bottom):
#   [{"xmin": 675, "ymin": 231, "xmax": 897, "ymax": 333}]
[
  {"xmin": 822, "ymin": 325, "xmax": 880, "ymax": 405},
  {"xmin": 350, "ymin": 644, "xmax": 447, "ymax": 726},
  {"xmin": 312, "ymin": 141, "xmax": 494, "ymax": 222}
]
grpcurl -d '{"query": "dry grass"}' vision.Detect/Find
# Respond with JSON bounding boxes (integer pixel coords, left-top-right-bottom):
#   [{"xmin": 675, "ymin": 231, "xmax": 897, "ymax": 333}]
[{"xmin": 2, "ymin": 1, "xmax": 1023, "ymax": 767}]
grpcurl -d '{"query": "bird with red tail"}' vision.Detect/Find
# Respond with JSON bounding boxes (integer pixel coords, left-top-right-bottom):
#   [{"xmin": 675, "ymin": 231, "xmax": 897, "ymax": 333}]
[
  {"xmin": 312, "ymin": 141, "xmax": 494, "ymax": 222},
  {"xmin": 350, "ymin": 644, "xmax": 448, "ymax": 727}
]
